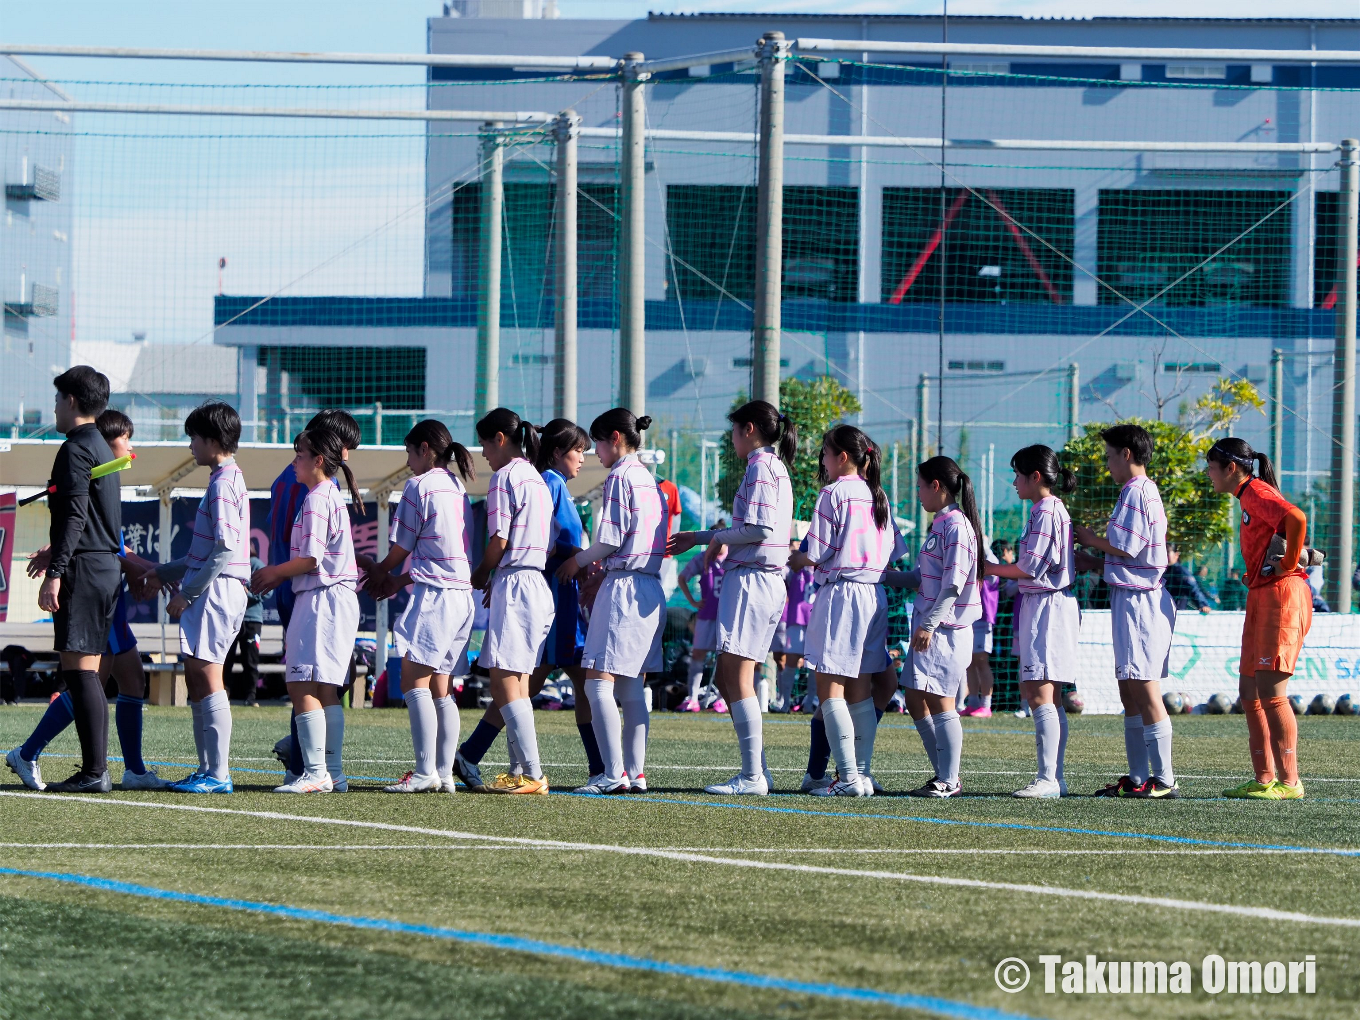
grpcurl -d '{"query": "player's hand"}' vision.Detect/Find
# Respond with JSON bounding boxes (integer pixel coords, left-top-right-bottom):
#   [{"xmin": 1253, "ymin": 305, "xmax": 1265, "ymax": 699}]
[
  {"xmin": 788, "ymin": 550, "xmax": 812, "ymax": 572},
  {"xmin": 361, "ymin": 565, "xmax": 389, "ymax": 594},
  {"xmin": 1199, "ymin": 606, "xmax": 1212, "ymax": 615},
  {"xmin": 469, "ymin": 565, "xmax": 489, "ymax": 591},
  {"xmin": 1071, "ymin": 523, "xmax": 1098, "ymax": 547},
  {"xmin": 133, "ymin": 573, "xmax": 163, "ymax": 601},
  {"xmin": 166, "ymin": 593, "xmax": 189, "ymax": 619},
  {"xmin": 251, "ymin": 565, "xmax": 283, "ymax": 595},
  {"xmin": 702, "ymin": 537, "xmax": 724, "ymax": 569},
  {"xmin": 667, "ymin": 531, "xmax": 698, "ymax": 557},
  {"xmin": 911, "ymin": 626, "xmax": 933, "ymax": 653},
  {"xmin": 26, "ymin": 546, "xmax": 52, "ymax": 579},
  {"xmin": 556, "ymin": 556, "xmax": 581, "ymax": 582},
  {"xmin": 38, "ymin": 575, "xmax": 61, "ymax": 613}
]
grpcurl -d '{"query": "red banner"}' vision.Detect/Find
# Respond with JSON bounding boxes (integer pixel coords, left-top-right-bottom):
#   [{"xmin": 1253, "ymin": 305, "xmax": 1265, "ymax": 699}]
[{"xmin": 0, "ymin": 491, "xmax": 15, "ymax": 622}]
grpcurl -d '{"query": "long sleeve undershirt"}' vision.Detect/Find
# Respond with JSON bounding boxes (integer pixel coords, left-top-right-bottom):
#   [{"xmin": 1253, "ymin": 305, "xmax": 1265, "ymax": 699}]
[
  {"xmin": 694, "ymin": 522, "xmax": 773, "ymax": 548},
  {"xmin": 156, "ymin": 540, "xmax": 234, "ymax": 600},
  {"xmin": 574, "ymin": 539, "xmax": 621, "ymax": 569},
  {"xmin": 882, "ymin": 567, "xmax": 959, "ymax": 630}
]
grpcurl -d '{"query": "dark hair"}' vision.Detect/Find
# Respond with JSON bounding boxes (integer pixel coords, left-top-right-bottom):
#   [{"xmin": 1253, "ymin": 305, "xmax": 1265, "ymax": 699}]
[
  {"xmin": 589, "ymin": 407, "xmax": 651, "ymax": 451},
  {"xmin": 917, "ymin": 455, "xmax": 984, "ymax": 582},
  {"xmin": 1010, "ymin": 444, "xmax": 1076, "ymax": 494},
  {"xmin": 536, "ymin": 417, "xmax": 591, "ymax": 472},
  {"xmin": 1207, "ymin": 437, "xmax": 1278, "ymax": 490},
  {"xmin": 54, "ymin": 365, "xmax": 110, "ymax": 417},
  {"xmin": 476, "ymin": 407, "xmax": 540, "ymax": 465},
  {"xmin": 295, "ymin": 427, "xmax": 365, "ymax": 515},
  {"xmin": 96, "ymin": 409, "xmax": 133, "ymax": 444},
  {"xmin": 728, "ymin": 399, "xmax": 797, "ymax": 466},
  {"xmin": 305, "ymin": 409, "xmax": 361, "ymax": 451},
  {"xmin": 1100, "ymin": 423, "xmax": 1154, "ymax": 467},
  {"xmin": 184, "ymin": 401, "xmax": 242, "ymax": 454},
  {"xmin": 405, "ymin": 418, "xmax": 474, "ymax": 481},
  {"xmin": 991, "ymin": 538, "xmax": 1013, "ymax": 558},
  {"xmin": 820, "ymin": 425, "xmax": 890, "ymax": 530}
]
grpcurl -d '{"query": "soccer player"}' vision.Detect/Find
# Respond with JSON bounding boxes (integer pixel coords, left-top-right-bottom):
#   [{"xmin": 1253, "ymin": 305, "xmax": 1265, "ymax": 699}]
[
  {"xmin": 771, "ymin": 531, "xmax": 812, "ymax": 714},
  {"xmin": 1074, "ymin": 423, "xmax": 1179, "ymax": 800},
  {"xmin": 677, "ymin": 540, "xmax": 726, "ymax": 712},
  {"xmin": 145, "ymin": 403, "xmax": 251, "ymax": 794},
  {"xmin": 1207, "ymin": 438, "xmax": 1312, "ymax": 800},
  {"xmin": 668, "ymin": 400, "xmax": 796, "ymax": 797},
  {"xmin": 559, "ymin": 409, "xmax": 668, "ymax": 795},
  {"xmin": 985, "ymin": 445, "xmax": 1079, "ymax": 799},
  {"xmin": 252, "ymin": 427, "xmax": 363, "ymax": 793},
  {"xmin": 884, "ymin": 456, "xmax": 982, "ymax": 799},
  {"xmin": 960, "ymin": 541, "xmax": 999, "ymax": 718},
  {"xmin": 470, "ymin": 408, "xmax": 553, "ymax": 795}
]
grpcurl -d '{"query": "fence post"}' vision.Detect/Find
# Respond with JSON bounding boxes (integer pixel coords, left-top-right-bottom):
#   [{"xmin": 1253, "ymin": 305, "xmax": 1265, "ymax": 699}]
[
  {"xmin": 753, "ymin": 32, "xmax": 786, "ymax": 408},
  {"xmin": 373, "ymin": 401, "xmax": 383, "ymax": 446},
  {"xmin": 1270, "ymin": 347, "xmax": 1284, "ymax": 470},
  {"xmin": 619, "ymin": 54, "xmax": 647, "ymax": 417},
  {"xmin": 1330, "ymin": 137, "xmax": 1359, "ymax": 614},
  {"xmin": 916, "ymin": 373, "xmax": 930, "ymax": 539},
  {"xmin": 554, "ymin": 110, "xmax": 579, "ymax": 423},
  {"xmin": 475, "ymin": 122, "xmax": 503, "ymax": 430},
  {"xmin": 1067, "ymin": 362, "xmax": 1080, "ymax": 442}
]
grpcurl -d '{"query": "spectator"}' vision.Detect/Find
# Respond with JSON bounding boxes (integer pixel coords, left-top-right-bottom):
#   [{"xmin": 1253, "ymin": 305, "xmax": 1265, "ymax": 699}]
[
  {"xmin": 225, "ymin": 538, "xmax": 266, "ymax": 704},
  {"xmin": 1218, "ymin": 568, "xmax": 1247, "ymax": 611},
  {"xmin": 1307, "ymin": 554, "xmax": 1330, "ymax": 613},
  {"xmin": 1164, "ymin": 545, "xmax": 1214, "ymax": 614}
]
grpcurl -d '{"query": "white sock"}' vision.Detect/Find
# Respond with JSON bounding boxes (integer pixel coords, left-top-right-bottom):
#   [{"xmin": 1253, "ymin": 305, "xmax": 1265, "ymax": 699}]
[
  {"xmin": 617, "ymin": 676, "xmax": 649, "ymax": 779},
  {"xmin": 323, "ymin": 704, "xmax": 345, "ymax": 782},
  {"xmin": 200, "ymin": 690, "xmax": 232, "ymax": 781},
  {"xmin": 404, "ymin": 687, "xmax": 437, "ymax": 777},
  {"xmin": 914, "ymin": 715, "xmax": 940, "ymax": 776},
  {"xmin": 500, "ymin": 697, "xmax": 542, "ymax": 780},
  {"xmin": 586, "ymin": 679, "xmax": 625, "ymax": 783},
  {"xmin": 295, "ymin": 708, "xmax": 327, "ymax": 778},
  {"xmin": 848, "ymin": 697, "xmax": 878, "ymax": 778},
  {"xmin": 822, "ymin": 697, "xmax": 859, "ymax": 782},
  {"xmin": 1144, "ymin": 717, "xmax": 1174, "ymax": 785},
  {"xmin": 776, "ymin": 666, "xmax": 798, "ymax": 708},
  {"xmin": 756, "ymin": 676, "xmax": 770, "ymax": 713},
  {"xmin": 687, "ymin": 656, "xmax": 705, "ymax": 700},
  {"xmin": 982, "ymin": 694, "xmax": 992, "ymax": 709},
  {"xmin": 1055, "ymin": 704, "xmax": 1068, "ymax": 783},
  {"xmin": 433, "ymin": 695, "xmax": 460, "ymax": 778},
  {"xmin": 1034, "ymin": 703, "xmax": 1060, "ymax": 782},
  {"xmin": 729, "ymin": 696, "xmax": 764, "ymax": 782},
  {"xmin": 1124, "ymin": 713, "xmax": 1147, "ymax": 784},
  {"xmin": 933, "ymin": 709, "xmax": 962, "ymax": 786},
  {"xmin": 189, "ymin": 699, "xmax": 208, "ymax": 773}
]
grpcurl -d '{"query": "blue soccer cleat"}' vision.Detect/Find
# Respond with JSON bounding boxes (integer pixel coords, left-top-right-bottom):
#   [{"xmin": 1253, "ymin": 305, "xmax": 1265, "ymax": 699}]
[{"xmin": 169, "ymin": 773, "xmax": 233, "ymax": 794}]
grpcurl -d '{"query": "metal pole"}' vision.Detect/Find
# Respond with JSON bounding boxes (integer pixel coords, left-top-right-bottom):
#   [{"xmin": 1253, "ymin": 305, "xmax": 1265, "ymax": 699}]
[
  {"xmin": 1329, "ymin": 137, "xmax": 1358, "ymax": 614},
  {"xmin": 700, "ymin": 438, "xmax": 708, "ymax": 531},
  {"xmin": 916, "ymin": 374, "xmax": 931, "ymax": 539},
  {"xmin": 619, "ymin": 54, "xmax": 647, "ymax": 417},
  {"xmin": 752, "ymin": 31, "xmax": 786, "ymax": 408},
  {"xmin": 1270, "ymin": 347, "xmax": 1284, "ymax": 470},
  {"xmin": 891, "ymin": 442, "xmax": 899, "ymax": 520},
  {"xmin": 554, "ymin": 110, "xmax": 579, "ymax": 422},
  {"xmin": 373, "ymin": 400, "xmax": 382, "ymax": 446},
  {"xmin": 475, "ymin": 123, "xmax": 503, "ymax": 427},
  {"xmin": 1067, "ymin": 362, "xmax": 1080, "ymax": 443}
]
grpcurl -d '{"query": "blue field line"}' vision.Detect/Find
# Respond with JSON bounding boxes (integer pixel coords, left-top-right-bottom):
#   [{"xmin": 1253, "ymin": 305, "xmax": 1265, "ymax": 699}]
[
  {"xmin": 0, "ymin": 867, "xmax": 1040, "ymax": 1020},
  {"xmin": 566, "ymin": 793, "xmax": 1360, "ymax": 856}
]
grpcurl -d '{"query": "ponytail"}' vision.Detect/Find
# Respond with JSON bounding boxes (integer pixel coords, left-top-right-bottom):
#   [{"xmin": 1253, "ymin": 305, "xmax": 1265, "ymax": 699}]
[
  {"xmin": 728, "ymin": 399, "xmax": 798, "ymax": 467},
  {"xmin": 338, "ymin": 462, "xmax": 365, "ymax": 516},
  {"xmin": 405, "ymin": 418, "xmax": 475, "ymax": 482},
  {"xmin": 918, "ymin": 455, "xmax": 984, "ymax": 582},
  {"xmin": 1254, "ymin": 452, "xmax": 1279, "ymax": 490},
  {"xmin": 476, "ymin": 407, "xmax": 539, "ymax": 465},
  {"xmin": 1208, "ymin": 437, "xmax": 1278, "ymax": 490},
  {"xmin": 822, "ymin": 425, "xmax": 890, "ymax": 530},
  {"xmin": 589, "ymin": 407, "xmax": 650, "ymax": 451},
  {"xmin": 1010, "ymin": 444, "xmax": 1076, "ymax": 495},
  {"xmin": 296, "ymin": 426, "xmax": 366, "ymax": 518}
]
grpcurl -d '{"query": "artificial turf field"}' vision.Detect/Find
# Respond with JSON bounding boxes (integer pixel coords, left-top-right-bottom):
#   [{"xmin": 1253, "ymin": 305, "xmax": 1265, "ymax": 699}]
[{"xmin": 0, "ymin": 705, "xmax": 1357, "ymax": 1020}]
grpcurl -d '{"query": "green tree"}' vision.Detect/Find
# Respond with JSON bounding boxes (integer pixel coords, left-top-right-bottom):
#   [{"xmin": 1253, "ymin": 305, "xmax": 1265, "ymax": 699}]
[{"xmin": 719, "ymin": 376, "xmax": 862, "ymax": 520}]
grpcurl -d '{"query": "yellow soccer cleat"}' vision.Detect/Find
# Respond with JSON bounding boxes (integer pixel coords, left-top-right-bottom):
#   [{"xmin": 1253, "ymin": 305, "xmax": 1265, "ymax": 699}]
[
  {"xmin": 487, "ymin": 773, "xmax": 550, "ymax": 795},
  {"xmin": 1222, "ymin": 779, "xmax": 1273, "ymax": 799},
  {"xmin": 1243, "ymin": 780, "xmax": 1305, "ymax": 801}
]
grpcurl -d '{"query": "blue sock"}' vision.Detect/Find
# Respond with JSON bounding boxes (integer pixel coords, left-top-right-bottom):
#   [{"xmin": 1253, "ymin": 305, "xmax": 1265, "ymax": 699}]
[
  {"xmin": 806, "ymin": 715, "xmax": 831, "ymax": 780},
  {"xmin": 115, "ymin": 694, "xmax": 146, "ymax": 774},
  {"xmin": 459, "ymin": 718, "xmax": 502, "ymax": 765},
  {"xmin": 577, "ymin": 721, "xmax": 605, "ymax": 777},
  {"xmin": 289, "ymin": 709, "xmax": 304, "ymax": 775},
  {"xmin": 875, "ymin": 707, "xmax": 885, "ymax": 722},
  {"xmin": 20, "ymin": 693, "xmax": 74, "ymax": 761}
]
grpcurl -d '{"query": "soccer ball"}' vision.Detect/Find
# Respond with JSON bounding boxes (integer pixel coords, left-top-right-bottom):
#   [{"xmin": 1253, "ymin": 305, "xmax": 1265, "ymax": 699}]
[
  {"xmin": 1062, "ymin": 689, "xmax": 1084, "ymax": 714},
  {"xmin": 1178, "ymin": 692, "xmax": 1193, "ymax": 713},
  {"xmin": 1308, "ymin": 693, "xmax": 1337, "ymax": 716},
  {"xmin": 1336, "ymin": 693, "xmax": 1358, "ymax": 716},
  {"xmin": 1162, "ymin": 691, "xmax": 1185, "ymax": 715},
  {"xmin": 1207, "ymin": 693, "xmax": 1232, "ymax": 715},
  {"xmin": 1230, "ymin": 698, "xmax": 1243, "ymax": 715},
  {"xmin": 1288, "ymin": 694, "xmax": 1307, "ymax": 715}
]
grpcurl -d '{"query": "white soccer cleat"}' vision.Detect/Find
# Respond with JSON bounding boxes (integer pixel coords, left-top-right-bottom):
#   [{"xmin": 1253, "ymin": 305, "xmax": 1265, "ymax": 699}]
[
  {"xmin": 864, "ymin": 773, "xmax": 885, "ymax": 796},
  {"xmin": 383, "ymin": 771, "xmax": 440, "ymax": 793},
  {"xmin": 6, "ymin": 747, "xmax": 44, "ymax": 790},
  {"xmin": 274, "ymin": 772, "xmax": 334, "ymax": 794},
  {"xmin": 439, "ymin": 774, "xmax": 458, "ymax": 794},
  {"xmin": 281, "ymin": 771, "xmax": 300, "ymax": 787},
  {"xmin": 799, "ymin": 771, "xmax": 833, "ymax": 794},
  {"xmin": 331, "ymin": 775, "xmax": 349, "ymax": 793},
  {"xmin": 1012, "ymin": 778, "xmax": 1062, "ymax": 799},
  {"xmin": 628, "ymin": 774, "xmax": 647, "ymax": 793},
  {"xmin": 573, "ymin": 774, "xmax": 629, "ymax": 795},
  {"xmin": 811, "ymin": 776, "xmax": 868, "ymax": 797},
  {"xmin": 763, "ymin": 766, "xmax": 775, "ymax": 792},
  {"xmin": 704, "ymin": 773, "xmax": 769, "ymax": 796},
  {"xmin": 119, "ymin": 767, "xmax": 169, "ymax": 790}
]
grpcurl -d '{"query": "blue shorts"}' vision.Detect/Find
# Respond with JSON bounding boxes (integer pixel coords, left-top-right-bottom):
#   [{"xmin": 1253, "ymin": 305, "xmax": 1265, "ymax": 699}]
[
  {"xmin": 542, "ymin": 568, "xmax": 585, "ymax": 669},
  {"xmin": 106, "ymin": 584, "xmax": 137, "ymax": 656}
]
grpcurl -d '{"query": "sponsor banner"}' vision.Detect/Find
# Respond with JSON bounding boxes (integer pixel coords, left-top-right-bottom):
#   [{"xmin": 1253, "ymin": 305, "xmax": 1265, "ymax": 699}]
[{"xmin": 0, "ymin": 491, "xmax": 14, "ymax": 621}]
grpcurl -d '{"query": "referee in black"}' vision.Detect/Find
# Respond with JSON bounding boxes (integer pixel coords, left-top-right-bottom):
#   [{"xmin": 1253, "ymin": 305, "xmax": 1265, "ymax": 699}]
[{"xmin": 38, "ymin": 366, "xmax": 122, "ymax": 793}]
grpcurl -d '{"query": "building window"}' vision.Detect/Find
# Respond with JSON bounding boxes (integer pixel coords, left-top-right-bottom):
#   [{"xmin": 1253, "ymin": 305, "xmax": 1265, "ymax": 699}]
[
  {"xmin": 881, "ymin": 188, "xmax": 1073, "ymax": 305},
  {"xmin": 1163, "ymin": 361, "xmax": 1222, "ymax": 373},
  {"xmin": 731, "ymin": 356, "xmax": 789, "ymax": 369},
  {"xmin": 1315, "ymin": 191, "xmax": 1348, "ymax": 309},
  {"xmin": 258, "ymin": 346, "xmax": 426, "ymax": 445},
  {"xmin": 1098, "ymin": 189, "xmax": 1291, "ymax": 308},
  {"xmin": 948, "ymin": 360, "xmax": 1006, "ymax": 372}
]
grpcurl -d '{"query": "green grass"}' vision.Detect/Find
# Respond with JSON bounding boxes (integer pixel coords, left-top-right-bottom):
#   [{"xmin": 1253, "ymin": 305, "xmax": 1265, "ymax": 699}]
[{"xmin": 1, "ymin": 705, "xmax": 1358, "ymax": 1019}]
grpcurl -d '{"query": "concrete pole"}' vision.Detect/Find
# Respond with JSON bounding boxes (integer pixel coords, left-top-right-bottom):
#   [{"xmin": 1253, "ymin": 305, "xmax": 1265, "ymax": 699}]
[
  {"xmin": 752, "ymin": 31, "xmax": 786, "ymax": 408},
  {"xmin": 1067, "ymin": 362, "xmax": 1080, "ymax": 443},
  {"xmin": 1329, "ymin": 137, "xmax": 1358, "ymax": 613},
  {"xmin": 1270, "ymin": 347, "xmax": 1284, "ymax": 471},
  {"xmin": 554, "ymin": 109, "xmax": 579, "ymax": 422},
  {"xmin": 475, "ymin": 123, "xmax": 503, "ymax": 429},
  {"xmin": 619, "ymin": 54, "xmax": 647, "ymax": 418},
  {"xmin": 916, "ymin": 373, "xmax": 930, "ymax": 540}
]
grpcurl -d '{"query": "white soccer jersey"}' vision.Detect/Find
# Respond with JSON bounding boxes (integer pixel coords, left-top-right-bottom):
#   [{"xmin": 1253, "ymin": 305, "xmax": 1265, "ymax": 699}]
[
  {"xmin": 183, "ymin": 459, "xmax": 251, "ymax": 588},
  {"xmin": 390, "ymin": 469, "xmax": 472, "ymax": 589},
  {"xmin": 486, "ymin": 457, "xmax": 552, "ymax": 570},
  {"xmin": 290, "ymin": 482, "xmax": 359, "ymax": 593},
  {"xmin": 804, "ymin": 476, "xmax": 905, "ymax": 585},
  {"xmin": 914, "ymin": 504, "xmax": 982, "ymax": 629},
  {"xmin": 596, "ymin": 454, "xmax": 668, "ymax": 575},
  {"xmin": 1103, "ymin": 475, "xmax": 1168, "ymax": 591},
  {"xmin": 725, "ymin": 446, "xmax": 793, "ymax": 571},
  {"xmin": 1017, "ymin": 495, "xmax": 1075, "ymax": 594}
]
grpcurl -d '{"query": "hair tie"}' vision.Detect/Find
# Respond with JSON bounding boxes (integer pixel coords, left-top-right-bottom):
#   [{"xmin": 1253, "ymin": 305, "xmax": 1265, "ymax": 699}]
[{"xmin": 777, "ymin": 413, "xmax": 787, "ymax": 423}]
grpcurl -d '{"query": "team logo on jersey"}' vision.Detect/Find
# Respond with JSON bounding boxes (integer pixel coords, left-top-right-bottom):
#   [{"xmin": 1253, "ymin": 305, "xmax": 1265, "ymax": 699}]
[
  {"xmin": 1241, "ymin": 511, "xmax": 1251, "ymax": 524},
  {"xmin": 923, "ymin": 534, "xmax": 939, "ymax": 552}
]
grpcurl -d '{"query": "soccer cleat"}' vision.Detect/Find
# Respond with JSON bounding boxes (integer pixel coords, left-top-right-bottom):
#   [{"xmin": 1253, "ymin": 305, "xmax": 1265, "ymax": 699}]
[
  {"xmin": 1093, "ymin": 775, "xmax": 1139, "ymax": 798},
  {"xmin": 628, "ymin": 774, "xmax": 647, "ymax": 793},
  {"xmin": 960, "ymin": 705, "xmax": 993, "ymax": 718},
  {"xmin": 281, "ymin": 771, "xmax": 300, "ymax": 787},
  {"xmin": 47, "ymin": 770, "xmax": 113, "ymax": 793},
  {"xmin": 811, "ymin": 776, "xmax": 868, "ymax": 797},
  {"xmin": 166, "ymin": 771, "xmax": 203, "ymax": 791},
  {"xmin": 574, "ymin": 774, "xmax": 629, "ymax": 795},
  {"xmin": 704, "ymin": 773, "xmax": 768, "ymax": 796},
  {"xmin": 274, "ymin": 772, "xmax": 333, "ymax": 794},
  {"xmin": 272, "ymin": 735, "xmax": 292, "ymax": 766},
  {"xmin": 676, "ymin": 697, "xmax": 701, "ymax": 713},
  {"xmin": 908, "ymin": 777, "xmax": 962, "ymax": 799},
  {"xmin": 169, "ymin": 773, "xmax": 233, "ymax": 794},
  {"xmin": 1245, "ymin": 779, "xmax": 1305, "ymax": 800},
  {"xmin": 763, "ymin": 765, "xmax": 775, "ymax": 793},
  {"xmin": 453, "ymin": 750, "xmax": 484, "ymax": 791},
  {"xmin": 710, "ymin": 698, "xmax": 728, "ymax": 714},
  {"xmin": 487, "ymin": 772, "xmax": 549, "ymax": 795},
  {"xmin": 438, "ymin": 774, "xmax": 458, "ymax": 794},
  {"xmin": 1125, "ymin": 778, "xmax": 1180, "ymax": 800},
  {"xmin": 6, "ymin": 747, "xmax": 45, "ymax": 790},
  {"xmin": 383, "ymin": 771, "xmax": 440, "ymax": 793},
  {"xmin": 119, "ymin": 767, "xmax": 169, "ymax": 790},
  {"xmin": 865, "ymin": 773, "xmax": 886, "ymax": 796},
  {"xmin": 799, "ymin": 772, "xmax": 833, "ymax": 794},
  {"xmin": 1012, "ymin": 778, "xmax": 1062, "ymax": 799},
  {"xmin": 1058, "ymin": 779, "xmax": 1069, "ymax": 797},
  {"xmin": 1223, "ymin": 779, "xmax": 1274, "ymax": 799}
]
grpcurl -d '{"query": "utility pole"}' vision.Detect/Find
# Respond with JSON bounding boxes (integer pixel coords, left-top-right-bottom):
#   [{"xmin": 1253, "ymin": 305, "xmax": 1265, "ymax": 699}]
[
  {"xmin": 554, "ymin": 110, "xmax": 579, "ymax": 422},
  {"xmin": 619, "ymin": 54, "xmax": 647, "ymax": 419},
  {"xmin": 475, "ymin": 122, "xmax": 503, "ymax": 429}
]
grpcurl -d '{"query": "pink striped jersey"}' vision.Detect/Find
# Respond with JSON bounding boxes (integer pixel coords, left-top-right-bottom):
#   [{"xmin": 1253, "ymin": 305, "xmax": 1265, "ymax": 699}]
[
  {"xmin": 390, "ymin": 468, "xmax": 472, "ymax": 589},
  {"xmin": 726, "ymin": 446, "xmax": 794, "ymax": 571},
  {"xmin": 290, "ymin": 481, "xmax": 358, "ymax": 593},
  {"xmin": 596, "ymin": 454, "xmax": 668, "ymax": 574},
  {"xmin": 1017, "ymin": 495, "xmax": 1075, "ymax": 594},
  {"xmin": 804, "ymin": 476, "xmax": 906, "ymax": 585},
  {"xmin": 1103, "ymin": 475, "xmax": 1168, "ymax": 590},
  {"xmin": 914, "ymin": 504, "xmax": 981, "ymax": 629},
  {"xmin": 184, "ymin": 459, "xmax": 250, "ymax": 587},
  {"xmin": 485, "ymin": 457, "xmax": 551, "ymax": 570}
]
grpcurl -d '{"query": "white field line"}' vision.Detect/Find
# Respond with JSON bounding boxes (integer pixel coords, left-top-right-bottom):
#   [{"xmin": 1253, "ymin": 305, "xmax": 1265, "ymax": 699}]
[{"xmin": 4, "ymin": 791, "xmax": 1358, "ymax": 928}]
